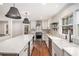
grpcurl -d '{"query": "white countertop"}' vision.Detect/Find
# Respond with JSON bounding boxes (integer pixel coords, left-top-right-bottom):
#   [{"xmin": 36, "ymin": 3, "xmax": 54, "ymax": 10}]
[
  {"xmin": 47, "ymin": 34, "xmax": 79, "ymax": 56},
  {"xmin": 0, "ymin": 34, "xmax": 33, "ymax": 55},
  {"xmin": 0, "ymin": 35, "xmax": 10, "ymax": 42},
  {"xmin": 63, "ymin": 47, "xmax": 79, "ymax": 56}
]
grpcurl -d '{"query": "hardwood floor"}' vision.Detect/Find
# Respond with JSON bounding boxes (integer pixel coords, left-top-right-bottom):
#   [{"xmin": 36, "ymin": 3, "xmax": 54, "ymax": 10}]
[{"xmin": 31, "ymin": 40, "xmax": 51, "ymax": 56}]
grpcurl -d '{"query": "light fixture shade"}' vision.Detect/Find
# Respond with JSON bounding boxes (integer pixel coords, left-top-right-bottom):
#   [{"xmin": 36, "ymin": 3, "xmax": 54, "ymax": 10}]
[
  {"xmin": 23, "ymin": 18, "xmax": 30, "ymax": 24},
  {"xmin": 5, "ymin": 7, "xmax": 21, "ymax": 19}
]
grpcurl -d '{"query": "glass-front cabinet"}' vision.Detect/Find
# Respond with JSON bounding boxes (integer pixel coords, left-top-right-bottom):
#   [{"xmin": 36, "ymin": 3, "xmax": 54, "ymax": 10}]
[
  {"xmin": 62, "ymin": 14, "xmax": 73, "ymax": 35},
  {"xmin": 68, "ymin": 14, "xmax": 73, "ymax": 25},
  {"xmin": 62, "ymin": 17, "xmax": 68, "ymax": 26}
]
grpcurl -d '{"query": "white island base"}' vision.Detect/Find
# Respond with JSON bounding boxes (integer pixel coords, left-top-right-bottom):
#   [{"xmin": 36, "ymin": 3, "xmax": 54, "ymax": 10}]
[{"xmin": 0, "ymin": 34, "xmax": 33, "ymax": 56}]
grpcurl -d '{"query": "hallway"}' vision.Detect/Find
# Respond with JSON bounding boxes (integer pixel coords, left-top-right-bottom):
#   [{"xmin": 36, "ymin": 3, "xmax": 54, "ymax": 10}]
[{"xmin": 31, "ymin": 40, "xmax": 50, "ymax": 56}]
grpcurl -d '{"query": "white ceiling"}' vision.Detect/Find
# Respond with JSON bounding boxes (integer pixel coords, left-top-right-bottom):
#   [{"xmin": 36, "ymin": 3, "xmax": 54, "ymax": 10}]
[{"xmin": 0, "ymin": 3, "xmax": 68, "ymax": 20}]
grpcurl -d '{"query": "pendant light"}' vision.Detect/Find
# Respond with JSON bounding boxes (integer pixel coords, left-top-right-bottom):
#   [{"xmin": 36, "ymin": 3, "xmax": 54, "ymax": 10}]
[
  {"xmin": 23, "ymin": 12, "xmax": 30, "ymax": 24},
  {"xmin": 5, "ymin": 4, "xmax": 21, "ymax": 19}
]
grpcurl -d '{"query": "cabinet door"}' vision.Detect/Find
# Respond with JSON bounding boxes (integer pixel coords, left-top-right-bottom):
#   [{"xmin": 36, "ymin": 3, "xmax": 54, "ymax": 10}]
[
  {"xmin": 62, "ymin": 18, "xmax": 68, "ymax": 25},
  {"xmin": 68, "ymin": 15, "xmax": 73, "ymax": 25},
  {"xmin": 53, "ymin": 42, "xmax": 63, "ymax": 56},
  {"xmin": 42, "ymin": 20, "xmax": 48, "ymax": 29},
  {"xmin": 63, "ymin": 50, "xmax": 71, "ymax": 56},
  {"xmin": 31, "ymin": 21, "xmax": 36, "ymax": 30}
]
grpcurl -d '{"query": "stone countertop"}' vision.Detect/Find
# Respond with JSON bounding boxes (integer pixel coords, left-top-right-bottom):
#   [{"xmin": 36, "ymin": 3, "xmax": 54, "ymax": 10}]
[
  {"xmin": 0, "ymin": 34, "xmax": 33, "ymax": 55},
  {"xmin": 0, "ymin": 35, "xmax": 10, "ymax": 42},
  {"xmin": 63, "ymin": 47, "xmax": 79, "ymax": 56},
  {"xmin": 47, "ymin": 34, "xmax": 79, "ymax": 56}
]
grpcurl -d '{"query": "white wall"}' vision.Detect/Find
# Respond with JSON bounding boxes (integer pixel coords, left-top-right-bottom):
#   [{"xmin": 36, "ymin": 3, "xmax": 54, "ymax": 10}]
[
  {"xmin": 0, "ymin": 21, "xmax": 8, "ymax": 34},
  {"xmin": 0, "ymin": 23, "xmax": 4, "ymax": 34},
  {"xmin": 12, "ymin": 21, "xmax": 23, "ymax": 37}
]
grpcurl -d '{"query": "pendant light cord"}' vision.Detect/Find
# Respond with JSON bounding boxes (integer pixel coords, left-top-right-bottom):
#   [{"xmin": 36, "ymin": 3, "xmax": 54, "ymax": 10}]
[{"xmin": 13, "ymin": 3, "xmax": 15, "ymax": 7}]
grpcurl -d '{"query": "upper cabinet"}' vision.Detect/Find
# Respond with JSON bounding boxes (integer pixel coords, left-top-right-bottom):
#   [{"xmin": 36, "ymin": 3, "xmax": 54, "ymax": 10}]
[
  {"xmin": 50, "ymin": 22, "xmax": 58, "ymax": 31},
  {"xmin": 62, "ymin": 13, "xmax": 73, "ymax": 35},
  {"xmin": 68, "ymin": 14, "xmax": 73, "ymax": 25},
  {"xmin": 62, "ymin": 17, "xmax": 68, "ymax": 26},
  {"xmin": 62, "ymin": 14, "xmax": 73, "ymax": 26}
]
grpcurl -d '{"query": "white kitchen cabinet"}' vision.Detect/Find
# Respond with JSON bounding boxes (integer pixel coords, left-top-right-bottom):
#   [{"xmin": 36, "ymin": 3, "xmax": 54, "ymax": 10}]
[
  {"xmin": 47, "ymin": 34, "xmax": 79, "ymax": 56},
  {"xmin": 75, "ymin": 10, "xmax": 79, "ymax": 24},
  {"xmin": 76, "ymin": 11, "xmax": 79, "ymax": 36},
  {"xmin": 68, "ymin": 15, "xmax": 73, "ymax": 25},
  {"xmin": 63, "ymin": 50, "xmax": 71, "ymax": 56},
  {"xmin": 42, "ymin": 20, "xmax": 48, "ymax": 29},
  {"xmin": 30, "ymin": 21, "xmax": 36, "ymax": 30},
  {"xmin": 0, "ymin": 34, "xmax": 33, "ymax": 56},
  {"xmin": 47, "ymin": 34, "xmax": 63, "ymax": 56},
  {"xmin": 73, "ymin": 10, "xmax": 79, "ymax": 44},
  {"xmin": 62, "ymin": 14, "xmax": 73, "ymax": 35},
  {"xmin": 72, "ymin": 10, "xmax": 79, "ymax": 37},
  {"xmin": 52, "ymin": 41, "xmax": 63, "ymax": 56}
]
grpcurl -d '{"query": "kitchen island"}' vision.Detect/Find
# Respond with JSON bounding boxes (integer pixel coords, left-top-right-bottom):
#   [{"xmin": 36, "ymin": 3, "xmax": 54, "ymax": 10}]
[
  {"xmin": 0, "ymin": 35, "xmax": 10, "ymax": 42},
  {"xmin": 0, "ymin": 34, "xmax": 33, "ymax": 56}
]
